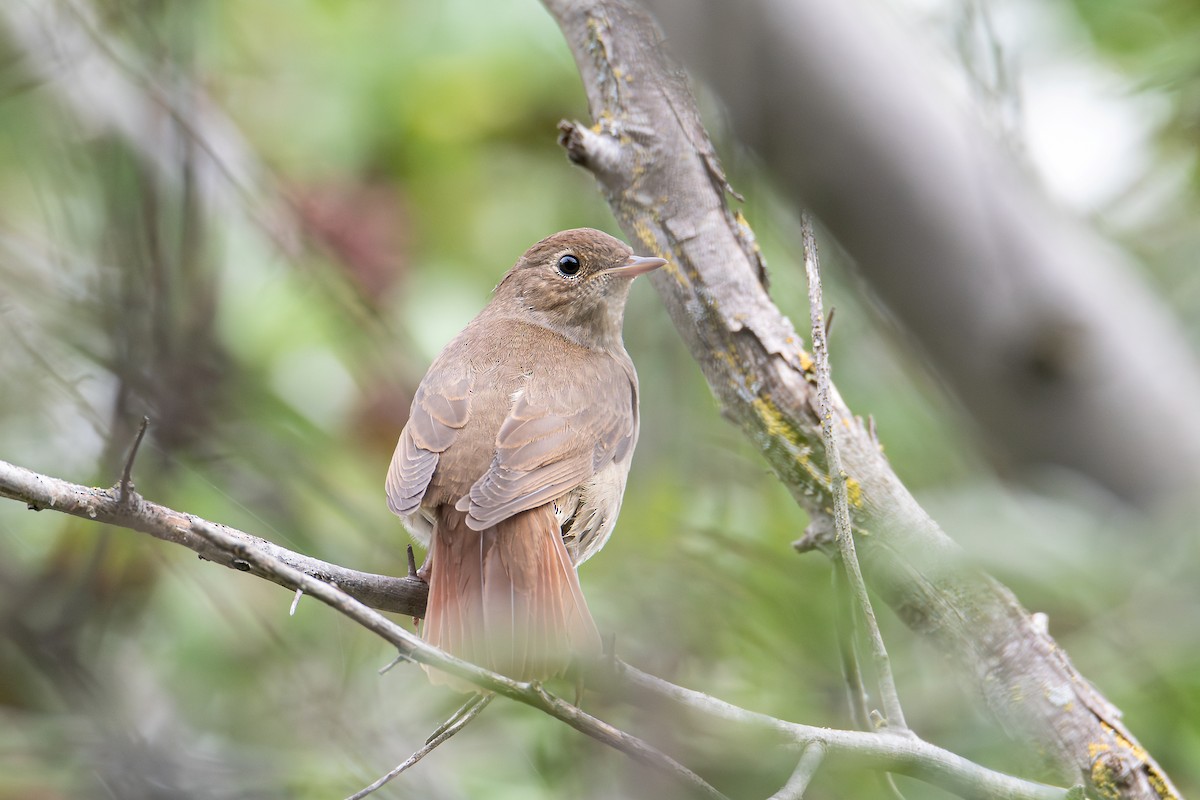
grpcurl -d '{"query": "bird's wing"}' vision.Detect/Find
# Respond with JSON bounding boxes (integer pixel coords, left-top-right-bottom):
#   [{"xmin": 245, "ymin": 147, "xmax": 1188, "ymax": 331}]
[
  {"xmin": 457, "ymin": 358, "xmax": 637, "ymax": 531},
  {"xmin": 386, "ymin": 369, "xmax": 472, "ymax": 518}
]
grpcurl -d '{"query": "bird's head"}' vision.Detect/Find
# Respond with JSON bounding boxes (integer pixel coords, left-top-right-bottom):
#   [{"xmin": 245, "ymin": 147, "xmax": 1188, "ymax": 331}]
[{"xmin": 492, "ymin": 228, "xmax": 665, "ymax": 349}]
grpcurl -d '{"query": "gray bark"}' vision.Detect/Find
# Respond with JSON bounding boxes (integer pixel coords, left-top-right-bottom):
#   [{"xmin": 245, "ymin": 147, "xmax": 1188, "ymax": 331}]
[{"xmin": 542, "ymin": 0, "xmax": 1180, "ymax": 796}]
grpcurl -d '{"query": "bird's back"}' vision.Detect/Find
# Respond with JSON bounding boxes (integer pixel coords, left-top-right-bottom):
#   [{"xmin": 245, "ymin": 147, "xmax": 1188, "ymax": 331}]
[{"xmin": 419, "ymin": 312, "xmax": 636, "ymax": 515}]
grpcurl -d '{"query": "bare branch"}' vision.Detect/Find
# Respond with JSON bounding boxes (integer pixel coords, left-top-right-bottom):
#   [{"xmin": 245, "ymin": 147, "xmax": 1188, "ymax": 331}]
[
  {"xmin": 802, "ymin": 215, "xmax": 906, "ymax": 732},
  {"xmin": 0, "ymin": 457, "xmax": 428, "ymax": 617}
]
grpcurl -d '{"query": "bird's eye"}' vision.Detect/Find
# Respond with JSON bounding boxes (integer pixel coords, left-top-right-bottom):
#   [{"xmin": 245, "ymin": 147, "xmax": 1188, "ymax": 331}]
[{"xmin": 556, "ymin": 254, "xmax": 581, "ymax": 277}]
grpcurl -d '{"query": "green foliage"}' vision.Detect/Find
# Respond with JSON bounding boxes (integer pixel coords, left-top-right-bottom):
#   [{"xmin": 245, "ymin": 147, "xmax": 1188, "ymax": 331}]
[{"xmin": 0, "ymin": 1, "xmax": 1197, "ymax": 798}]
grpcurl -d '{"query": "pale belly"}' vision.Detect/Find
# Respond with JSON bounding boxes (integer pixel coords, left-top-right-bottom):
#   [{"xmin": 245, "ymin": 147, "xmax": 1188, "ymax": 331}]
[{"xmin": 552, "ymin": 456, "xmax": 630, "ymax": 566}]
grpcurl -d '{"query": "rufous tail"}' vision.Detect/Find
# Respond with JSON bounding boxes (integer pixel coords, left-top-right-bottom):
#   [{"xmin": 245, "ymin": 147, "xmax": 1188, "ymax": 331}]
[{"xmin": 423, "ymin": 504, "xmax": 600, "ymax": 688}]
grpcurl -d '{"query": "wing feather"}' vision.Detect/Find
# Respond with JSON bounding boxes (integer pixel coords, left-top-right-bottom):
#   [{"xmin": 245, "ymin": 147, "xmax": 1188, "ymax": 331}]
[
  {"xmin": 461, "ymin": 357, "xmax": 636, "ymax": 530},
  {"xmin": 386, "ymin": 372, "xmax": 472, "ymax": 517}
]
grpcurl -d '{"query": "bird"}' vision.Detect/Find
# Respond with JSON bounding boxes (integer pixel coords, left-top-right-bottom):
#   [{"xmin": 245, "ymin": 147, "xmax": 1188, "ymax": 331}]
[{"xmin": 386, "ymin": 228, "xmax": 665, "ymax": 687}]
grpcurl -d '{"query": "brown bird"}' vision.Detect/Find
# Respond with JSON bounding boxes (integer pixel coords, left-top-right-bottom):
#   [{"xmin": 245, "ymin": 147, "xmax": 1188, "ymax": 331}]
[{"xmin": 386, "ymin": 228, "xmax": 664, "ymax": 686}]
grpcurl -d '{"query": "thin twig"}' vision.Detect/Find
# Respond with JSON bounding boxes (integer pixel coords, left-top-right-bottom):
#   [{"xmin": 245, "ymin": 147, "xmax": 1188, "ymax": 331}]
[
  {"xmin": 832, "ymin": 564, "xmax": 871, "ymax": 731},
  {"xmin": 768, "ymin": 741, "xmax": 827, "ymax": 800},
  {"xmin": 834, "ymin": 563, "xmax": 909, "ymax": 800},
  {"xmin": 801, "ymin": 213, "xmax": 907, "ymax": 732},
  {"xmin": 118, "ymin": 415, "xmax": 149, "ymax": 504},
  {"xmin": 346, "ymin": 694, "xmax": 494, "ymax": 800},
  {"xmin": 426, "ymin": 693, "xmax": 491, "ymax": 745},
  {"xmin": 378, "ymin": 652, "xmax": 410, "ymax": 675}
]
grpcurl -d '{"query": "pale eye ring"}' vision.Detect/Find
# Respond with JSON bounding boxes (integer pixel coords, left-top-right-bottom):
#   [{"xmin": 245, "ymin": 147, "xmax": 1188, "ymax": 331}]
[{"xmin": 556, "ymin": 254, "xmax": 581, "ymax": 277}]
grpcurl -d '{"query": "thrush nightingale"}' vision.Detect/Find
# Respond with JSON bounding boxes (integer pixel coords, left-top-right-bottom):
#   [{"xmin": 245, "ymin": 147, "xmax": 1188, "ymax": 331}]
[{"xmin": 386, "ymin": 228, "xmax": 665, "ymax": 686}]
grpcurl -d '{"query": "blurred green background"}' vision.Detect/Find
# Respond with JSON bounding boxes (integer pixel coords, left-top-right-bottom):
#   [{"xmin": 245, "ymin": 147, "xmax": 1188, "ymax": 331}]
[{"xmin": 1, "ymin": 1, "xmax": 1198, "ymax": 798}]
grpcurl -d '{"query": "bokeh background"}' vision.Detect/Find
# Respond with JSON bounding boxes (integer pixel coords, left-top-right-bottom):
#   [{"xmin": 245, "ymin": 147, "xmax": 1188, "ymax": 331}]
[{"xmin": 1, "ymin": 0, "xmax": 1198, "ymax": 798}]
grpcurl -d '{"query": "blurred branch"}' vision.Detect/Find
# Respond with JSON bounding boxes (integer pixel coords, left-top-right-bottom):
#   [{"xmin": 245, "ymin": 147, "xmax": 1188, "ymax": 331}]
[
  {"xmin": 607, "ymin": 662, "xmax": 1066, "ymax": 800},
  {"xmin": 0, "ymin": 0, "xmax": 407, "ymax": 329},
  {"xmin": 345, "ymin": 694, "xmax": 494, "ymax": 800},
  {"xmin": 0, "ymin": 0, "xmax": 301, "ymax": 256},
  {"xmin": 0, "ymin": 457, "xmax": 427, "ymax": 616},
  {"xmin": 0, "ymin": 456, "xmax": 1068, "ymax": 800},
  {"xmin": 639, "ymin": 0, "xmax": 1200, "ymax": 508},
  {"xmin": 542, "ymin": 0, "xmax": 1180, "ymax": 796}
]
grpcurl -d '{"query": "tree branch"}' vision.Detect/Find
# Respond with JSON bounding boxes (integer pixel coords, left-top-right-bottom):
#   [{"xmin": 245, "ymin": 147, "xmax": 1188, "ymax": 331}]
[
  {"xmin": 0, "ymin": 457, "xmax": 428, "ymax": 617},
  {"xmin": 541, "ymin": 0, "xmax": 1180, "ymax": 796},
  {"xmin": 0, "ymin": 455, "xmax": 724, "ymax": 800},
  {"xmin": 0, "ymin": 456, "xmax": 1069, "ymax": 800}
]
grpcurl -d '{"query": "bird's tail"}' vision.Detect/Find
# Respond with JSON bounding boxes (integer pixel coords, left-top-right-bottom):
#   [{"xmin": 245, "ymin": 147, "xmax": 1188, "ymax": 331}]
[{"xmin": 423, "ymin": 504, "xmax": 600, "ymax": 688}]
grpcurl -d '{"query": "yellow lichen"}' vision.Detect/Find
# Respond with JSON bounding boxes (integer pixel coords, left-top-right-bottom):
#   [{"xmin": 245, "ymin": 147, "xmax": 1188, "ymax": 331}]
[
  {"xmin": 1089, "ymin": 756, "xmax": 1120, "ymax": 800},
  {"xmin": 1101, "ymin": 722, "xmax": 1150, "ymax": 763},
  {"xmin": 751, "ymin": 396, "xmax": 802, "ymax": 447},
  {"xmin": 1089, "ymin": 723, "xmax": 1178, "ymax": 800},
  {"xmin": 734, "ymin": 211, "xmax": 761, "ymax": 252},
  {"xmin": 844, "ymin": 476, "xmax": 863, "ymax": 508},
  {"xmin": 1148, "ymin": 770, "xmax": 1175, "ymax": 799},
  {"xmin": 750, "ymin": 396, "xmax": 829, "ymax": 491},
  {"xmin": 797, "ymin": 348, "xmax": 815, "ymax": 373},
  {"xmin": 631, "ymin": 220, "xmax": 684, "ymax": 286},
  {"xmin": 752, "ymin": 397, "xmax": 785, "ymax": 438}
]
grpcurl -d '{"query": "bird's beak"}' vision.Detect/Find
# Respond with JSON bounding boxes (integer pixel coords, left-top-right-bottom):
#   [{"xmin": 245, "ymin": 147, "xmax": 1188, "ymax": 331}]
[{"xmin": 602, "ymin": 254, "xmax": 667, "ymax": 279}]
